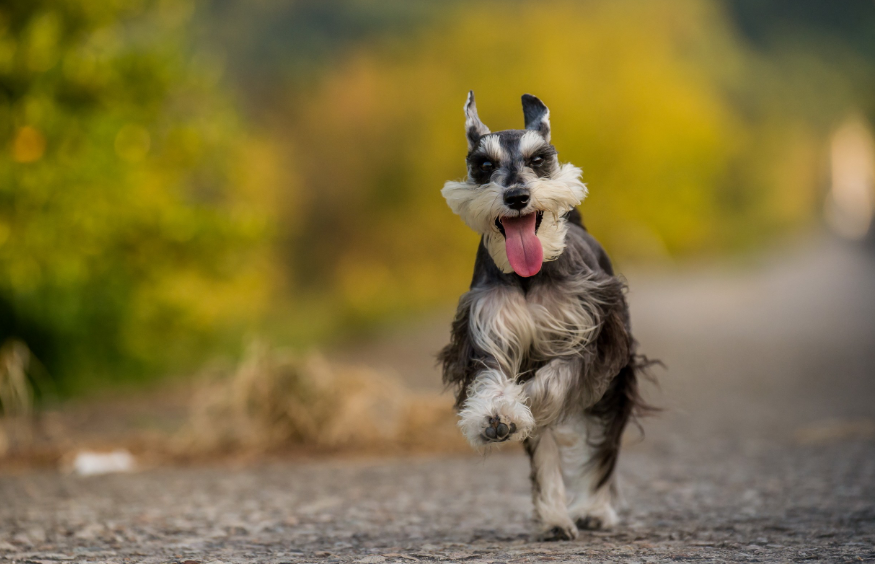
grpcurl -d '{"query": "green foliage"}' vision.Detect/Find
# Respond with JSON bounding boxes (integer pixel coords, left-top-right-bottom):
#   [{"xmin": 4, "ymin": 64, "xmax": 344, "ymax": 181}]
[{"xmin": 0, "ymin": 0, "xmax": 279, "ymax": 391}]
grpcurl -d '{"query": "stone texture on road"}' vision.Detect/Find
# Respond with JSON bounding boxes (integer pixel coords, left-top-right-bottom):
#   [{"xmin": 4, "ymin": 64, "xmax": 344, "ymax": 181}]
[
  {"xmin": 1, "ymin": 442, "xmax": 874, "ymax": 563},
  {"xmin": 2, "ymin": 238, "xmax": 875, "ymax": 563}
]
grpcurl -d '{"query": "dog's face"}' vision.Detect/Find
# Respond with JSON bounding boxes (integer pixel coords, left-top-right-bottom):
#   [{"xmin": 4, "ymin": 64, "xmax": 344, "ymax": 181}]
[{"xmin": 442, "ymin": 92, "xmax": 587, "ymax": 277}]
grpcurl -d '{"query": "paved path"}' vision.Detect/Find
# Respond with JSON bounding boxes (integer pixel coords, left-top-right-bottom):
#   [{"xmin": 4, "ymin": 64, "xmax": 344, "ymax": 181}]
[{"xmin": 2, "ymin": 237, "xmax": 875, "ymax": 563}]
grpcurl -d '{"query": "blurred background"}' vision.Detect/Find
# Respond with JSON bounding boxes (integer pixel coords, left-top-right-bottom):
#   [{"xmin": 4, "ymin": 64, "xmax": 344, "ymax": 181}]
[{"xmin": 2, "ymin": 0, "xmax": 875, "ymax": 466}]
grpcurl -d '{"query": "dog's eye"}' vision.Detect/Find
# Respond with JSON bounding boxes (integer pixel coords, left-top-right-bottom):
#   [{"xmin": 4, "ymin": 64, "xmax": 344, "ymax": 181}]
[
  {"xmin": 479, "ymin": 161, "xmax": 495, "ymax": 173},
  {"xmin": 530, "ymin": 156, "xmax": 544, "ymax": 167}
]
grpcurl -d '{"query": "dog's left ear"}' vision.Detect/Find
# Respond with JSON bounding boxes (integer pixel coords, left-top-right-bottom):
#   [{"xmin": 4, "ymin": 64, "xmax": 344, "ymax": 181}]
[{"xmin": 522, "ymin": 94, "xmax": 550, "ymax": 142}]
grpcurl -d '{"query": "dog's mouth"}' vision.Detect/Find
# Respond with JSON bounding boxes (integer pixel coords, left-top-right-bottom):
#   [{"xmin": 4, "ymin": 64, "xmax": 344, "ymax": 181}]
[
  {"xmin": 495, "ymin": 211, "xmax": 544, "ymax": 278},
  {"xmin": 495, "ymin": 211, "xmax": 543, "ymax": 237}
]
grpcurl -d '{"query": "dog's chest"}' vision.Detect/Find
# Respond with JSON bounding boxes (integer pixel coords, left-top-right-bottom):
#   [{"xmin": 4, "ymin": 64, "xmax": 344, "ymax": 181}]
[{"xmin": 468, "ymin": 282, "xmax": 599, "ymax": 367}]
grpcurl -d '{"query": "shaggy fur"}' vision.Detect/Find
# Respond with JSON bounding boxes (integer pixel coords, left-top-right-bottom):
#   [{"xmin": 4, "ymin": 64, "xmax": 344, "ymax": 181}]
[{"xmin": 438, "ymin": 92, "xmax": 654, "ymax": 540}]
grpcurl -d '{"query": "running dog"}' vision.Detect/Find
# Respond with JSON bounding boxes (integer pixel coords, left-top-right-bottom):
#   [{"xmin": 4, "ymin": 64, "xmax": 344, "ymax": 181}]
[{"xmin": 439, "ymin": 92, "xmax": 653, "ymax": 541}]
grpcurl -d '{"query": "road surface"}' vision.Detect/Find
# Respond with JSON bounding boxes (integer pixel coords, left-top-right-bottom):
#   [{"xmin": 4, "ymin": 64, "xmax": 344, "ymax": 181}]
[{"xmin": 2, "ymin": 237, "xmax": 874, "ymax": 563}]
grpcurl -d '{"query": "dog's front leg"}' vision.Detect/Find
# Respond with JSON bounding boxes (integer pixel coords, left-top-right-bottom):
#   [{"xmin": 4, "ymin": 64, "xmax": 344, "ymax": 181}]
[{"xmin": 457, "ymin": 368, "xmax": 535, "ymax": 449}]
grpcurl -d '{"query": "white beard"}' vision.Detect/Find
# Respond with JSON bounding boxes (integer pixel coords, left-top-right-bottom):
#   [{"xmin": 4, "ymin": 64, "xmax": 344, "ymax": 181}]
[{"xmin": 441, "ymin": 163, "xmax": 587, "ymax": 273}]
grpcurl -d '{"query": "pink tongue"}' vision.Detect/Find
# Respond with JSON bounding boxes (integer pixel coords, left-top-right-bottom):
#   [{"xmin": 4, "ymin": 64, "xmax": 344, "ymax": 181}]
[{"xmin": 501, "ymin": 213, "xmax": 543, "ymax": 277}]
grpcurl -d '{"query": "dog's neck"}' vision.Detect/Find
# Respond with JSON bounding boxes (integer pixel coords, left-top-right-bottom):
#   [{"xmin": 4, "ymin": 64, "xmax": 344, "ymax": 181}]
[{"xmin": 483, "ymin": 213, "xmax": 570, "ymax": 275}]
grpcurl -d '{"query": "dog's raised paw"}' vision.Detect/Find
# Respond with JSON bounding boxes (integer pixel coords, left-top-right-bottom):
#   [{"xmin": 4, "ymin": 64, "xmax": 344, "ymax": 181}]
[
  {"xmin": 539, "ymin": 525, "xmax": 577, "ymax": 542},
  {"xmin": 481, "ymin": 415, "xmax": 517, "ymax": 443},
  {"xmin": 456, "ymin": 374, "xmax": 535, "ymax": 448}
]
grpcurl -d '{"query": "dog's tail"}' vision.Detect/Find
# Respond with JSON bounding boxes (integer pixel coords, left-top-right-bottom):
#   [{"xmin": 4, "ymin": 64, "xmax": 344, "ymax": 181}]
[{"xmin": 586, "ymin": 352, "xmax": 661, "ymax": 489}]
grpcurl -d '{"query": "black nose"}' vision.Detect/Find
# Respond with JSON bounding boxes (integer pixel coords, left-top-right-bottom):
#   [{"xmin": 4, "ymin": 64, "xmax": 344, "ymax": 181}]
[{"xmin": 504, "ymin": 188, "xmax": 530, "ymax": 211}]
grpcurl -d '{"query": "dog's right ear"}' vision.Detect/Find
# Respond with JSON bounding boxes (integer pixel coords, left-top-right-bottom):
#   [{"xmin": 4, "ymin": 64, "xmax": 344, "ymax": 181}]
[{"xmin": 464, "ymin": 90, "xmax": 490, "ymax": 151}]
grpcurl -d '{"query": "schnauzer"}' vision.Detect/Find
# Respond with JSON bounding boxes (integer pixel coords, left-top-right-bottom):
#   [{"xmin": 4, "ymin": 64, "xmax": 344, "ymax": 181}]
[{"xmin": 439, "ymin": 92, "xmax": 653, "ymax": 541}]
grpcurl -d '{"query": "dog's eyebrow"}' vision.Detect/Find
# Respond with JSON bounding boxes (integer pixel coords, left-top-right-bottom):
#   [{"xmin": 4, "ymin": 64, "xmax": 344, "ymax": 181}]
[
  {"xmin": 519, "ymin": 130, "xmax": 548, "ymax": 158},
  {"xmin": 476, "ymin": 135, "xmax": 505, "ymax": 162}
]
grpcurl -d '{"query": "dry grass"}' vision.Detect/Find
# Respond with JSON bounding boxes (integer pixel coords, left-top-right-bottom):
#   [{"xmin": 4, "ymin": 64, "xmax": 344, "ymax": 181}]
[
  {"xmin": 0, "ymin": 340, "xmax": 35, "ymax": 456},
  {"xmin": 0, "ymin": 340, "xmax": 469, "ymax": 470},
  {"xmin": 175, "ymin": 342, "xmax": 465, "ymax": 456}
]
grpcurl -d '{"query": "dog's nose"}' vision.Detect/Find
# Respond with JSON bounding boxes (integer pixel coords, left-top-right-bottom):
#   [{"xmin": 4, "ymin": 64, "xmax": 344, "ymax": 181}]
[{"xmin": 504, "ymin": 188, "xmax": 530, "ymax": 211}]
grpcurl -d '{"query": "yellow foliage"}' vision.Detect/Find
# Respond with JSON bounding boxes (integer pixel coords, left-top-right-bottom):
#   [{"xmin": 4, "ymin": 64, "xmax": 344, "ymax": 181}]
[
  {"xmin": 0, "ymin": 0, "xmax": 286, "ymax": 389},
  {"xmin": 12, "ymin": 126, "xmax": 46, "ymax": 163},
  {"xmin": 1, "ymin": 0, "xmax": 854, "ymax": 389},
  {"xmin": 281, "ymin": 0, "xmax": 826, "ymax": 325}
]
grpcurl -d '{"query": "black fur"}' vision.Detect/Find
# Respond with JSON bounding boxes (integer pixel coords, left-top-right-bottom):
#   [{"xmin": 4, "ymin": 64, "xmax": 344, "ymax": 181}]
[{"xmin": 522, "ymin": 94, "xmax": 550, "ymax": 138}]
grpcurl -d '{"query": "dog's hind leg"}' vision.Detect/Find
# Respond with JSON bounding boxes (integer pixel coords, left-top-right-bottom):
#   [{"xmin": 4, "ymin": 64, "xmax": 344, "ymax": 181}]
[
  {"xmin": 554, "ymin": 412, "xmax": 619, "ymax": 530},
  {"xmin": 524, "ymin": 430, "xmax": 578, "ymax": 541}
]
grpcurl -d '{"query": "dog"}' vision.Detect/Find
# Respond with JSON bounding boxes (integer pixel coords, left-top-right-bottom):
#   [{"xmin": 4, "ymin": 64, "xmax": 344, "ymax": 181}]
[{"xmin": 439, "ymin": 92, "xmax": 653, "ymax": 541}]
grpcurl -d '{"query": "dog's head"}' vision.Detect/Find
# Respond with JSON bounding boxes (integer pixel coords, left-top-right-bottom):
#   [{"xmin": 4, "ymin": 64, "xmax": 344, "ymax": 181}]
[{"xmin": 442, "ymin": 92, "xmax": 587, "ymax": 277}]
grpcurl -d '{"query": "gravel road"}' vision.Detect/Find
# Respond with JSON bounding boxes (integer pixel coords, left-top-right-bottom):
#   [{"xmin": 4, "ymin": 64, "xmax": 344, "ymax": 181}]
[{"xmin": 2, "ymin": 237, "xmax": 875, "ymax": 563}]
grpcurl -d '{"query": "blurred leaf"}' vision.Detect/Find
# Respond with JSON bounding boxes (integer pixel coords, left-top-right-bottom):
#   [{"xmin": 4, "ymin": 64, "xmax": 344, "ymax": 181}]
[{"xmin": 0, "ymin": 0, "xmax": 282, "ymax": 392}]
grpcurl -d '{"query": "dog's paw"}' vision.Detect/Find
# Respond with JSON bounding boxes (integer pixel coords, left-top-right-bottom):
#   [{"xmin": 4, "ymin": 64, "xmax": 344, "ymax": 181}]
[
  {"xmin": 459, "ymin": 404, "xmax": 534, "ymax": 448},
  {"xmin": 457, "ymin": 373, "xmax": 535, "ymax": 449},
  {"xmin": 575, "ymin": 515, "xmax": 604, "ymax": 531},
  {"xmin": 537, "ymin": 523, "xmax": 578, "ymax": 542},
  {"xmin": 480, "ymin": 415, "xmax": 517, "ymax": 443},
  {"xmin": 573, "ymin": 506, "xmax": 618, "ymax": 531}
]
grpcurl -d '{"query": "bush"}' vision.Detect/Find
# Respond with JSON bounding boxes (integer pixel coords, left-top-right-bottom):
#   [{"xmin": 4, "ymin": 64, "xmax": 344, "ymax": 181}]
[{"xmin": 0, "ymin": 0, "xmax": 280, "ymax": 392}]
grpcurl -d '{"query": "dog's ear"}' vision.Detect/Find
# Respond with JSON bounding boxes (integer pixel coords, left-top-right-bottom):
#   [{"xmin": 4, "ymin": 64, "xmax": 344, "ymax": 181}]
[
  {"xmin": 464, "ymin": 90, "xmax": 490, "ymax": 151},
  {"xmin": 522, "ymin": 94, "xmax": 550, "ymax": 142}
]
